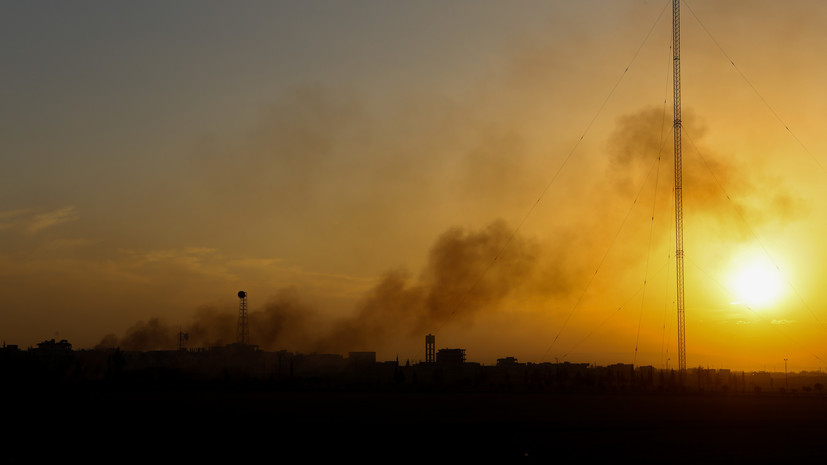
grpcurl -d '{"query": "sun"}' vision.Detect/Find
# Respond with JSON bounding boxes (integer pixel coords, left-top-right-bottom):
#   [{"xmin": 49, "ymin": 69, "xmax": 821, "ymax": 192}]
[{"xmin": 729, "ymin": 260, "xmax": 783, "ymax": 309}]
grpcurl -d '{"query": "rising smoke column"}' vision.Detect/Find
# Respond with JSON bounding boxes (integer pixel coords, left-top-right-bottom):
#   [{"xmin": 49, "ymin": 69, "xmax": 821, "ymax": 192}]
[{"xmin": 312, "ymin": 220, "xmax": 544, "ymax": 352}]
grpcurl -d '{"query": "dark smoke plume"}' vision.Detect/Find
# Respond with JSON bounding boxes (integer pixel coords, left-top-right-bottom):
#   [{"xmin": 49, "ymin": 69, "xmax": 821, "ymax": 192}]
[
  {"xmin": 96, "ymin": 318, "xmax": 175, "ymax": 351},
  {"xmin": 607, "ymin": 106, "xmax": 806, "ymax": 236},
  {"xmin": 313, "ymin": 220, "xmax": 542, "ymax": 352},
  {"xmin": 95, "ymin": 221, "xmax": 545, "ymax": 353},
  {"xmin": 95, "ymin": 288, "xmax": 316, "ymax": 352}
]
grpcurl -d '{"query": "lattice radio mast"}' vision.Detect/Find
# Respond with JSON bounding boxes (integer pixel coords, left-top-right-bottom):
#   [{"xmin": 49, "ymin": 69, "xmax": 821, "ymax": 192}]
[
  {"xmin": 237, "ymin": 290, "xmax": 250, "ymax": 344},
  {"xmin": 672, "ymin": 0, "xmax": 687, "ymax": 372}
]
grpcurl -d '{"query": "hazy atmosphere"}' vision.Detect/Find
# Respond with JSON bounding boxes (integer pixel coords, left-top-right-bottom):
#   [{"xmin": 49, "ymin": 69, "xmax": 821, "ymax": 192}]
[{"xmin": 4, "ymin": 0, "xmax": 827, "ymax": 371}]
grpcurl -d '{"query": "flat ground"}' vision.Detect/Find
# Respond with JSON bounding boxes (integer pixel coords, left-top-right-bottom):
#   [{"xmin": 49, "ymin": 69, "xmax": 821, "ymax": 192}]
[{"xmin": 6, "ymin": 390, "xmax": 826, "ymax": 462}]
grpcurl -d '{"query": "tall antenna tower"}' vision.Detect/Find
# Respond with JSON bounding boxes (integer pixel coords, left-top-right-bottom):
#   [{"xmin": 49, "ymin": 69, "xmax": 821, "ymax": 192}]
[
  {"xmin": 672, "ymin": 0, "xmax": 687, "ymax": 372},
  {"xmin": 237, "ymin": 290, "xmax": 250, "ymax": 345}
]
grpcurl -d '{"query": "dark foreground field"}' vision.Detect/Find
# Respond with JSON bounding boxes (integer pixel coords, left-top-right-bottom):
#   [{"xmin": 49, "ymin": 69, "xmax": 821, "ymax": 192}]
[{"xmin": 5, "ymin": 390, "xmax": 826, "ymax": 463}]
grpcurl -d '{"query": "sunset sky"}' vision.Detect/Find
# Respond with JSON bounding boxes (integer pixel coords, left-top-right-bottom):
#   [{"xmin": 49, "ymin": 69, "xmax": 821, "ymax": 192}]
[{"xmin": 3, "ymin": 0, "xmax": 827, "ymax": 371}]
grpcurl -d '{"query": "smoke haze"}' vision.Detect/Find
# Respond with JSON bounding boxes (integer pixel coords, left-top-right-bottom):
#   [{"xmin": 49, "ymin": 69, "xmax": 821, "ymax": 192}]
[
  {"xmin": 4, "ymin": 1, "xmax": 827, "ymax": 370},
  {"xmin": 97, "ymin": 221, "xmax": 555, "ymax": 353}
]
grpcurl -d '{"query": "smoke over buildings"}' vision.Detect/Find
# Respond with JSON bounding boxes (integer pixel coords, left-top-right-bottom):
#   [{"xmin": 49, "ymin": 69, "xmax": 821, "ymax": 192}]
[
  {"xmin": 6, "ymin": 1, "xmax": 822, "ymax": 369},
  {"xmin": 95, "ymin": 102, "xmax": 808, "ymax": 362},
  {"xmin": 96, "ymin": 220, "xmax": 555, "ymax": 353}
]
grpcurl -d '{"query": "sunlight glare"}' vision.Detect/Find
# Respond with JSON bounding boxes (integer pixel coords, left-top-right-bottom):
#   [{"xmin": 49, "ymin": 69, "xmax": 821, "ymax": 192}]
[{"xmin": 729, "ymin": 260, "xmax": 783, "ymax": 309}]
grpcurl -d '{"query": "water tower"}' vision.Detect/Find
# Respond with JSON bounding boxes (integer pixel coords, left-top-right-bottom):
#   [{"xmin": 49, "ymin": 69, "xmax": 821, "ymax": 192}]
[{"xmin": 425, "ymin": 334, "xmax": 435, "ymax": 364}]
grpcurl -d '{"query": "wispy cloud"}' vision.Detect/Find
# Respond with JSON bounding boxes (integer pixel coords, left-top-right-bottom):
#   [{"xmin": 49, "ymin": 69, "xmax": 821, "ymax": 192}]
[
  {"xmin": 117, "ymin": 247, "xmax": 236, "ymax": 281},
  {"xmin": 0, "ymin": 206, "xmax": 80, "ymax": 233},
  {"xmin": 27, "ymin": 206, "xmax": 79, "ymax": 233},
  {"xmin": 771, "ymin": 319, "xmax": 796, "ymax": 325}
]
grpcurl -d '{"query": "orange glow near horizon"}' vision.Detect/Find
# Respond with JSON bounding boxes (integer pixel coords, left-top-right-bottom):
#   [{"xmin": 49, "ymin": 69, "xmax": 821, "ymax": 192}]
[{"xmin": 3, "ymin": 2, "xmax": 827, "ymax": 372}]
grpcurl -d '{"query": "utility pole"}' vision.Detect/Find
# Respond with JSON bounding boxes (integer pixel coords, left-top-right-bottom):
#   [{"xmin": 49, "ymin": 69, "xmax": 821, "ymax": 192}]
[
  {"xmin": 672, "ymin": 0, "xmax": 686, "ymax": 374},
  {"xmin": 784, "ymin": 358, "xmax": 789, "ymax": 391}
]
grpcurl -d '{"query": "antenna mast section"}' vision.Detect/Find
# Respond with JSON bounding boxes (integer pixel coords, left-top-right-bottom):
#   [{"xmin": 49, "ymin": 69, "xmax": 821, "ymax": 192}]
[
  {"xmin": 672, "ymin": 0, "xmax": 686, "ymax": 372},
  {"xmin": 237, "ymin": 290, "xmax": 250, "ymax": 345}
]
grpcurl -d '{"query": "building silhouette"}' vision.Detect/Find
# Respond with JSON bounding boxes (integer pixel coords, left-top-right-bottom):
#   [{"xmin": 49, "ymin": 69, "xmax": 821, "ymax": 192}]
[{"xmin": 436, "ymin": 348, "xmax": 465, "ymax": 366}]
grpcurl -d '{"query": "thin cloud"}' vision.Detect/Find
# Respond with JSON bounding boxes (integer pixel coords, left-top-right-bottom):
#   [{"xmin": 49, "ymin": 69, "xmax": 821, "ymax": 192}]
[
  {"xmin": 26, "ymin": 206, "xmax": 79, "ymax": 233},
  {"xmin": 118, "ymin": 247, "xmax": 237, "ymax": 282}
]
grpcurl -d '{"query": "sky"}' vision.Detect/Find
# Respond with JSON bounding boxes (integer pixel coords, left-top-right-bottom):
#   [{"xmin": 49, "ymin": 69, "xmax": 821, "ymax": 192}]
[{"xmin": 3, "ymin": 0, "xmax": 827, "ymax": 371}]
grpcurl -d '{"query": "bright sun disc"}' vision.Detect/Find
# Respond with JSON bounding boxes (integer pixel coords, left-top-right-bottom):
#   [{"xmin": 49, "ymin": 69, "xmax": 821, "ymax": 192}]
[{"xmin": 730, "ymin": 262, "xmax": 782, "ymax": 308}]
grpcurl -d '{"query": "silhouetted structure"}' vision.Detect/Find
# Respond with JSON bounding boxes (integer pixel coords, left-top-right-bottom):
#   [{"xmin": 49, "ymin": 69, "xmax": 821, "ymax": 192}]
[
  {"xmin": 237, "ymin": 290, "xmax": 249, "ymax": 344},
  {"xmin": 497, "ymin": 356, "xmax": 520, "ymax": 367},
  {"xmin": 672, "ymin": 0, "xmax": 687, "ymax": 373},
  {"xmin": 436, "ymin": 348, "xmax": 465, "ymax": 366},
  {"xmin": 425, "ymin": 334, "xmax": 435, "ymax": 364},
  {"xmin": 638, "ymin": 365, "xmax": 655, "ymax": 387},
  {"xmin": 606, "ymin": 363, "xmax": 634, "ymax": 387},
  {"xmin": 36, "ymin": 339, "xmax": 72, "ymax": 352},
  {"xmin": 348, "ymin": 352, "xmax": 376, "ymax": 367},
  {"xmin": 177, "ymin": 331, "xmax": 189, "ymax": 351},
  {"xmin": 7, "ymin": 335, "xmax": 827, "ymax": 397}
]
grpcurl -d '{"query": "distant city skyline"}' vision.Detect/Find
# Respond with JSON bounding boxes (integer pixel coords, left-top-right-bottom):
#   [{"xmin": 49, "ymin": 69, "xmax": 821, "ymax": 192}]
[{"xmin": 4, "ymin": 331, "xmax": 821, "ymax": 377}]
